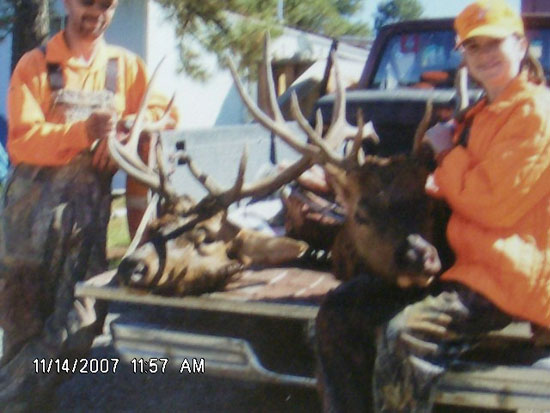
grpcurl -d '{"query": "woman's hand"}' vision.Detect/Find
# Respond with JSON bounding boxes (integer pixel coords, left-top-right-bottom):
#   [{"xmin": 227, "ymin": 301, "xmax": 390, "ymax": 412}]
[{"xmin": 423, "ymin": 120, "xmax": 455, "ymax": 164}]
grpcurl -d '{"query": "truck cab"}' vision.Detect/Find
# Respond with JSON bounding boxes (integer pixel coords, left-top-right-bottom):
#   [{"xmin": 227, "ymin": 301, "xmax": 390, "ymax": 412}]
[{"xmin": 316, "ymin": 16, "xmax": 550, "ymax": 156}]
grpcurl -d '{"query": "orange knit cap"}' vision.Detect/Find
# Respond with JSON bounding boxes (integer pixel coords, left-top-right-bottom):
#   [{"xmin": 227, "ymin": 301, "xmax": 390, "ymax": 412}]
[{"xmin": 455, "ymin": 0, "xmax": 524, "ymax": 47}]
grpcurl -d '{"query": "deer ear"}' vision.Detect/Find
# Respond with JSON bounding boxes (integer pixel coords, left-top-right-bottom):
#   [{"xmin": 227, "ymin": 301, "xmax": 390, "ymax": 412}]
[
  {"xmin": 361, "ymin": 136, "xmax": 379, "ymax": 156},
  {"xmin": 229, "ymin": 229, "xmax": 309, "ymax": 266},
  {"xmin": 324, "ymin": 165, "xmax": 354, "ymax": 208},
  {"xmin": 415, "ymin": 142, "xmax": 438, "ymax": 171}
]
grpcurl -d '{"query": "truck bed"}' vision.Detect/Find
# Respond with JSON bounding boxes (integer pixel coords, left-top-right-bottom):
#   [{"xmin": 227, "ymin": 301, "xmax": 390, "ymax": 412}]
[
  {"xmin": 77, "ymin": 268, "xmax": 550, "ymax": 411},
  {"xmin": 77, "ymin": 266, "xmax": 339, "ymax": 320}
]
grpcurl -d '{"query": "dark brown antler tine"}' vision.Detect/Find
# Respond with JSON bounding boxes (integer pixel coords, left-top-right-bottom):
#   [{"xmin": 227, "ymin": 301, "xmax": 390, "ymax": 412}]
[{"xmin": 412, "ymin": 100, "xmax": 433, "ymax": 156}]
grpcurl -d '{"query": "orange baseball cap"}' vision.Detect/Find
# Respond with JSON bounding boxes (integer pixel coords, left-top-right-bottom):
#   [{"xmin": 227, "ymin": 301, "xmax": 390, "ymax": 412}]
[{"xmin": 454, "ymin": 0, "xmax": 524, "ymax": 47}]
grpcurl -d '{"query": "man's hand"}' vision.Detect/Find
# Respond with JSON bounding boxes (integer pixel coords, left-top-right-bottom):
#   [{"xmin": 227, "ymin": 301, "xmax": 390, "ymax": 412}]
[
  {"xmin": 91, "ymin": 132, "xmax": 128, "ymax": 173},
  {"xmin": 85, "ymin": 110, "xmax": 117, "ymax": 144},
  {"xmin": 86, "ymin": 109, "xmax": 120, "ymax": 173}
]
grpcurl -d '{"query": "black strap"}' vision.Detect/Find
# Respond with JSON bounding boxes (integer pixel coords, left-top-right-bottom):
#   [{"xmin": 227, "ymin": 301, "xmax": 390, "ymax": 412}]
[
  {"xmin": 38, "ymin": 45, "xmax": 119, "ymax": 93},
  {"xmin": 47, "ymin": 63, "xmax": 65, "ymax": 91},
  {"xmin": 105, "ymin": 58, "xmax": 118, "ymax": 93},
  {"xmin": 38, "ymin": 45, "xmax": 65, "ymax": 91}
]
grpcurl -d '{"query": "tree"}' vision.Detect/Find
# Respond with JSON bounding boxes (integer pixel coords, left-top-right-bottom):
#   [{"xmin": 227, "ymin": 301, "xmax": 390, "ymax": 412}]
[
  {"xmin": 154, "ymin": 0, "xmax": 370, "ymax": 80},
  {"xmin": 374, "ymin": 0, "xmax": 423, "ymax": 32},
  {"xmin": 0, "ymin": 0, "xmax": 51, "ymax": 72},
  {"xmin": 0, "ymin": 0, "xmax": 370, "ymax": 78}
]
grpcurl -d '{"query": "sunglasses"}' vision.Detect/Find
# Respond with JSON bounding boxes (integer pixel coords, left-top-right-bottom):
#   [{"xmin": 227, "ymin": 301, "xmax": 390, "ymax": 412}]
[{"xmin": 78, "ymin": 0, "xmax": 116, "ymax": 11}]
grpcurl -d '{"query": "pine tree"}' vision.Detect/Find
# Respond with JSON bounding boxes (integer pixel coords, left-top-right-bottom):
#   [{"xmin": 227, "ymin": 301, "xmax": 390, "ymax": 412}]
[
  {"xmin": 0, "ymin": 0, "xmax": 371, "ymax": 77},
  {"xmin": 154, "ymin": 0, "xmax": 370, "ymax": 79},
  {"xmin": 0, "ymin": 0, "xmax": 50, "ymax": 72},
  {"xmin": 374, "ymin": 0, "xmax": 423, "ymax": 32}
]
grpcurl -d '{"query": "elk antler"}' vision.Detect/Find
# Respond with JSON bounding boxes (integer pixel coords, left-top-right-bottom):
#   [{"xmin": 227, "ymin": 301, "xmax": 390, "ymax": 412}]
[
  {"xmin": 412, "ymin": 100, "xmax": 433, "ymax": 156},
  {"xmin": 110, "ymin": 42, "xmax": 313, "ymax": 226},
  {"xmin": 227, "ymin": 35, "xmax": 379, "ymax": 172},
  {"xmin": 455, "ymin": 65, "xmax": 469, "ymax": 115},
  {"xmin": 167, "ymin": 33, "xmax": 381, "ymax": 218},
  {"xmin": 107, "ymin": 58, "xmax": 177, "ymax": 201}
]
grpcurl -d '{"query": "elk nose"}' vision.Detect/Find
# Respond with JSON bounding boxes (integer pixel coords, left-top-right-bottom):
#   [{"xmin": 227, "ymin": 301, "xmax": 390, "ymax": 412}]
[
  {"xmin": 396, "ymin": 234, "xmax": 441, "ymax": 276},
  {"xmin": 130, "ymin": 262, "xmax": 148, "ymax": 284},
  {"xmin": 117, "ymin": 258, "xmax": 149, "ymax": 286}
]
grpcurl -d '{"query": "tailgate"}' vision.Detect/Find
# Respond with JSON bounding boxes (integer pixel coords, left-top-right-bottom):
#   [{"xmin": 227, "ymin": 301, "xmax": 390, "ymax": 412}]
[{"xmin": 76, "ymin": 267, "xmax": 340, "ymax": 388}]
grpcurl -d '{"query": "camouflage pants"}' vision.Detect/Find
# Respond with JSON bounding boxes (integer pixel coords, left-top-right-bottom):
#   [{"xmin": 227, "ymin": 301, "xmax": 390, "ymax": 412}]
[
  {"xmin": 0, "ymin": 156, "xmax": 112, "ymax": 411},
  {"xmin": 315, "ymin": 275, "xmax": 513, "ymax": 413}
]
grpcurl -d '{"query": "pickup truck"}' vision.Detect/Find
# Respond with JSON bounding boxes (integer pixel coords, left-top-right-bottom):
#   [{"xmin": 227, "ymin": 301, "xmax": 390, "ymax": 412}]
[{"xmin": 77, "ymin": 16, "xmax": 550, "ymax": 411}]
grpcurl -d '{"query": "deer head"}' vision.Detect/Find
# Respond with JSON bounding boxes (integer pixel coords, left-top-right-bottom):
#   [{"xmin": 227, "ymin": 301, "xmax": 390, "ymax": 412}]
[
  {"xmin": 227, "ymin": 36, "xmax": 455, "ymax": 288},
  {"xmin": 108, "ymin": 58, "xmax": 312, "ymax": 296}
]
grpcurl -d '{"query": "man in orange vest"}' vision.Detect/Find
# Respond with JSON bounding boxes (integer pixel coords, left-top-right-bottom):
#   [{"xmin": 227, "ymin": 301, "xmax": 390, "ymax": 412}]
[{"xmin": 0, "ymin": 0, "xmax": 176, "ymax": 410}]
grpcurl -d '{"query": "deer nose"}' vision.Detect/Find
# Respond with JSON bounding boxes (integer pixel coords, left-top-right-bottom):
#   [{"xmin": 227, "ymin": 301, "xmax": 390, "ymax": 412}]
[
  {"xmin": 395, "ymin": 234, "xmax": 441, "ymax": 276},
  {"xmin": 130, "ymin": 262, "xmax": 148, "ymax": 284},
  {"xmin": 117, "ymin": 258, "xmax": 149, "ymax": 286}
]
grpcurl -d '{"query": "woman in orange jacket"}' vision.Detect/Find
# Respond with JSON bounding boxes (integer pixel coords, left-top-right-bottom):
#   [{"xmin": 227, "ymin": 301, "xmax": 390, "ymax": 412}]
[{"xmin": 316, "ymin": 1, "xmax": 550, "ymax": 411}]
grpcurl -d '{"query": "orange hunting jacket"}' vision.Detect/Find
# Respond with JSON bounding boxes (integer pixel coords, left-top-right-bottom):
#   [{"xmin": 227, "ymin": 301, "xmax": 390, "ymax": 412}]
[
  {"xmin": 7, "ymin": 31, "xmax": 177, "ymax": 166},
  {"xmin": 432, "ymin": 72, "xmax": 550, "ymax": 327}
]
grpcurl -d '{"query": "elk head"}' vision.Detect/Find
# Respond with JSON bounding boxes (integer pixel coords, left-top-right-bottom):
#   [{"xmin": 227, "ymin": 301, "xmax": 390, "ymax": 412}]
[
  {"xmin": 108, "ymin": 58, "xmax": 311, "ymax": 296},
  {"xmin": 228, "ymin": 36, "xmax": 454, "ymax": 288}
]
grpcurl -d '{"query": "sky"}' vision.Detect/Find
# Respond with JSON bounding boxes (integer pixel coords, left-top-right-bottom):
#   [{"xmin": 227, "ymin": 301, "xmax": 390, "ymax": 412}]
[{"xmin": 360, "ymin": 0, "xmax": 521, "ymax": 25}]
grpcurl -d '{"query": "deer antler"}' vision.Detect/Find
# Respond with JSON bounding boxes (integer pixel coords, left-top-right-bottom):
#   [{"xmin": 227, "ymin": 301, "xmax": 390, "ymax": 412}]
[
  {"xmin": 226, "ymin": 36, "xmax": 319, "ymax": 160},
  {"xmin": 172, "ymin": 145, "xmax": 312, "ymax": 218},
  {"xmin": 110, "ymin": 37, "xmax": 313, "ymax": 224},
  {"xmin": 107, "ymin": 58, "xmax": 176, "ymax": 200},
  {"xmin": 113, "ymin": 33, "xmax": 381, "ymax": 229},
  {"xmin": 412, "ymin": 100, "xmax": 433, "ymax": 155},
  {"xmin": 227, "ymin": 36, "xmax": 378, "ymax": 172},
  {"xmin": 455, "ymin": 65, "xmax": 469, "ymax": 115}
]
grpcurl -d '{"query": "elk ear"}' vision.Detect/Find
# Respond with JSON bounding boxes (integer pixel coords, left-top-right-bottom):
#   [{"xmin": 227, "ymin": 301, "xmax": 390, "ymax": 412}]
[
  {"xmin": 324, "ymin": 164, "xmax": 355, "ymax": 209},
  {"xmin": 361, "ymin": 136, "xmax": 379, "ymax": 156},
  {"xmin": 228, "ymin": 229, "xmax": 309, "ymax": 266},
  {"xmin": 411, "ymin": 100, "xmax": 433, "ymax": 156},
  {"xmin": 415, "ymin": 142, "xmax": 438, "ymax": 171},
  {"xmin": 217, "ymin": 212, "xmax": 240, "ymax": 241}
]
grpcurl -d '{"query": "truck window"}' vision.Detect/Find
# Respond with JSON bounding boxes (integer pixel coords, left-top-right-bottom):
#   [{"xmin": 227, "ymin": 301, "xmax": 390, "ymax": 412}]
[
  {"xmin": 372, "ymin": 30, "xmax": 461, "ymax": 89},
  {"xmin": 526, "ymin": 29, "xmax": 550, "ymax": 84},
  {"xmin": 372, "ymin": 28, "xmax": 550, "ymax": 89}
]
